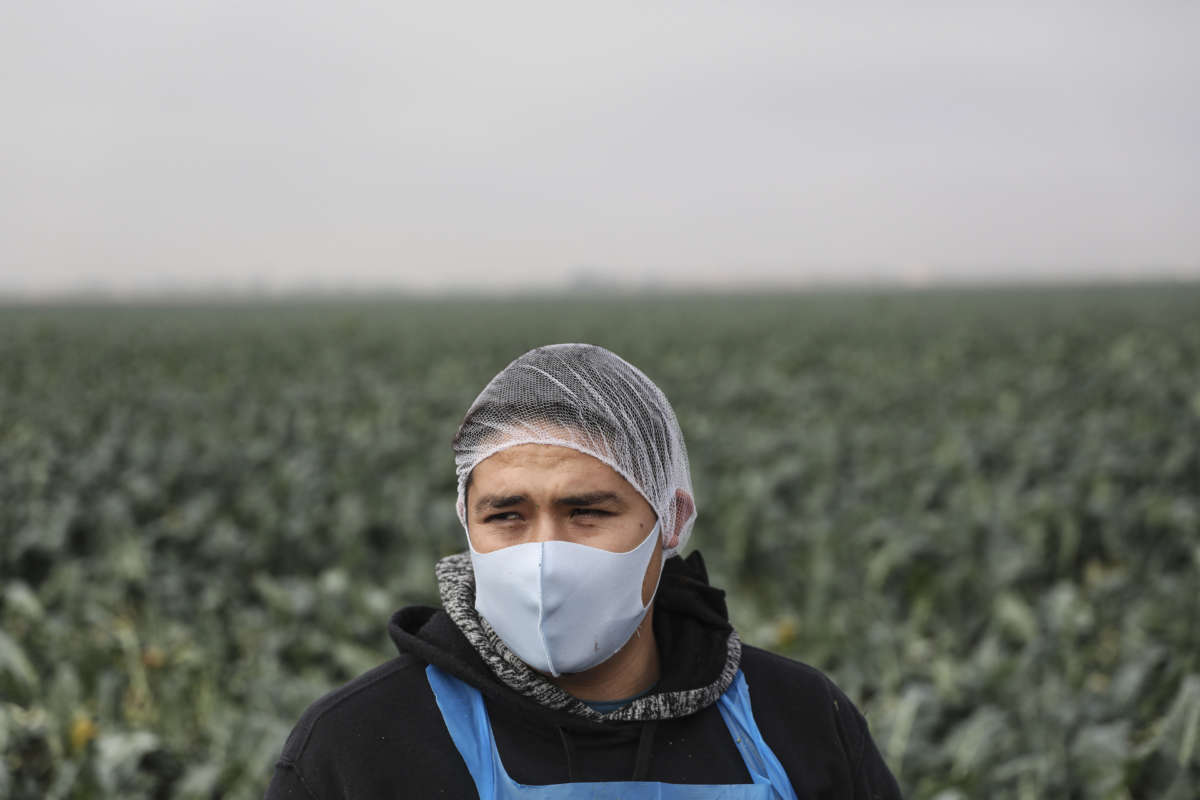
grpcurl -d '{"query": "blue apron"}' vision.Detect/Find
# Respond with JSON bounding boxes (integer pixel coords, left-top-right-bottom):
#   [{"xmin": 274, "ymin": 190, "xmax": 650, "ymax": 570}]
[{"xmin": 426, "ymin": 665, "xmax": 799, "ymax": 799}]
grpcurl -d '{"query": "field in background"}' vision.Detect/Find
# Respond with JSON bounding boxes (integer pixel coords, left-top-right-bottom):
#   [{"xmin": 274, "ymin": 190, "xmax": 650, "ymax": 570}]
[{"xmin": 2, "ymin": 286, "xmax": 1198, "ymax": 799}]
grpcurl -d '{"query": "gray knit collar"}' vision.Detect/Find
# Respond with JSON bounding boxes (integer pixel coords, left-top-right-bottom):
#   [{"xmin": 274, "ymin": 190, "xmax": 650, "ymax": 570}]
[{"xmin": 436, "ymin": 552, "xmax": 741, "ymax": 722}]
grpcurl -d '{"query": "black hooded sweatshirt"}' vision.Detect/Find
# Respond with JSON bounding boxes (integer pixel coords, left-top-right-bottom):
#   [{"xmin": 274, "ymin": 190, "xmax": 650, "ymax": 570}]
[{"xmin": 264, "ymin": 553, "xmax": 902, "ymax": 799}]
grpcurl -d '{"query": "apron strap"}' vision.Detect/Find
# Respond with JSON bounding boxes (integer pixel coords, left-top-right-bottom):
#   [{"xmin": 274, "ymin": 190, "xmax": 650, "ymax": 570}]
[
  {"xmin": 716, "ymin": 673, "xmax": 799, "ymax": 800},
  {"xmin": 427, "ymin": 664, "xmax": 498, "ymax": 798},
  {"xmin": 428, "ymin": 664, "xmax": 798, "ymax": 800}
]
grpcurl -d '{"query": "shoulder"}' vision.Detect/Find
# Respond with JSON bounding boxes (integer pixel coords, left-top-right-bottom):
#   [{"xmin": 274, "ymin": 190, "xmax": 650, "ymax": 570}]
[
  {"xmin": 277, "ymin": 654, "xmax": 430, "ymax": 763},
  {"xmin": 266, "ymin": 654, "xmax": 476, "ymax": 800},
  {"xmin": 739, "ymin": 644, "xmax": 903, "ymax": 799},
  {"xmin": 740, "ymin": 643, "xmax": 855, "ymax": 718}
]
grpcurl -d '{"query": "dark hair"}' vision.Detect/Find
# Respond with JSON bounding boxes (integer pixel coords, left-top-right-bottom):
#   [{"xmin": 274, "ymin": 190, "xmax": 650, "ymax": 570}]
[
  {"xmin": 453, "ymin": 344, "xmax": 684, "ymax": 532},
  {"xmin": 454, "ymin": 399, "xmax": 619, "ymax": 455},
  {"xmin": 454, "ymin": 396, "xmax": 673, "ymax": 508}
]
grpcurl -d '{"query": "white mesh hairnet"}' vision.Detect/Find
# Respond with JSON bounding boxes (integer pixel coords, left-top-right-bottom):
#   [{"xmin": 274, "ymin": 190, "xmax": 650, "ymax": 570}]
[{"xmin": 453, "ymin": 343, "xmax": 697, "ymax": 556}]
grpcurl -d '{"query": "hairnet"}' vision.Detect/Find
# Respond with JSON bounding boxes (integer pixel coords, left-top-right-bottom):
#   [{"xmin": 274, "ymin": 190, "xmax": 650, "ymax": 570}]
[{"xmin": 453, "ymin": 343, "xmax": 696, "ymax": 556}]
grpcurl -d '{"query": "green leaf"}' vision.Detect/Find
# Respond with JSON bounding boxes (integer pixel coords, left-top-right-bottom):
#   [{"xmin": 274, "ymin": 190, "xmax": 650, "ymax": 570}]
[{"xmin": 0, "ymin": 630, "xmax": 37, "ymax": 699}]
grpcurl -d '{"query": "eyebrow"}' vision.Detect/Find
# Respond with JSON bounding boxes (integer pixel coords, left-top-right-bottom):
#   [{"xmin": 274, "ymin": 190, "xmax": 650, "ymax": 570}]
[
  {"xmin": 472, "ymin": 491, "xmax": 626, "ymax": 515},
  {"xmin": 474, "ymin": 494, "xmax": 526, "ymax": 514},
  {"xmin": 554, "ymin": 491, "xmax": 625, "ymax": 509}
]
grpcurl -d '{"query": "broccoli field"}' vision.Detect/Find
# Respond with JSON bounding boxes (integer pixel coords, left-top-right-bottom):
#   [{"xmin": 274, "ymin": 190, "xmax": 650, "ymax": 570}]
[{"xmin": 2, "ymin": 285, "xmax": 1199, "ymax": 799}]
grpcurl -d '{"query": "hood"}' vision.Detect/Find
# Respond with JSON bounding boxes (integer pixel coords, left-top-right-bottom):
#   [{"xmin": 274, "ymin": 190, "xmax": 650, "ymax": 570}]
[{"xmin": 388, "ymin": 550, "xmax": 741, "ymax": 729}]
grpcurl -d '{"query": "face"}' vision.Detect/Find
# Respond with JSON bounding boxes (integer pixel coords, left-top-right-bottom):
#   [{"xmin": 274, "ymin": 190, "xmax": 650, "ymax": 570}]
[{"xmin": 466, "ymin": 443, "xmax": 663, "ymax": 606}]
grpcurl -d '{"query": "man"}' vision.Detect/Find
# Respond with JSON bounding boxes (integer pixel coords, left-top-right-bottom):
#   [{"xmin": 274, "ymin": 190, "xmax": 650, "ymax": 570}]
[{"xmin": 266, "ymin": 343, "xmax": 901, "ymax": 799}]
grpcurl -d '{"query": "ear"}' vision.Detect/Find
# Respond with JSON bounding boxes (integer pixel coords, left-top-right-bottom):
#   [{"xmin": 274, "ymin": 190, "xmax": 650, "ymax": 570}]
[{"xmin": 665, "ymin": 489, "xmax": 695, "ymax": 550}]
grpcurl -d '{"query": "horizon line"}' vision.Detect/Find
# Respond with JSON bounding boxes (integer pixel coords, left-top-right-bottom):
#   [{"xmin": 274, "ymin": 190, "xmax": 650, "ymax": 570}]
[{"xmin": 2, "ymin": 271, "xmax": 1199, "ymax": 306}]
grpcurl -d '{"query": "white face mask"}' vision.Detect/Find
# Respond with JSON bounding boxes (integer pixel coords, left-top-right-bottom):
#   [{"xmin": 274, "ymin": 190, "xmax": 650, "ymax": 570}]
[{"xmin": 468, "ymin": 520, "xmax": 663, "ymax": 677}]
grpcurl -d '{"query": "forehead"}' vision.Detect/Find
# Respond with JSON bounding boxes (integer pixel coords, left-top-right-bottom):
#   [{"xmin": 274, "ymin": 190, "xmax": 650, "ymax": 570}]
[
  {"xmin": 471, "ymin": 443, "xmax": 626, "ymax": 486},
  {"xmin": 465, "ymin": 443, "xmax": 659, "ymax": 520}
]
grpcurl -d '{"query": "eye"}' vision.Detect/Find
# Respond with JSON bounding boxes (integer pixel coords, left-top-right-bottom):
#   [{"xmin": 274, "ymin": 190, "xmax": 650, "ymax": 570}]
[
  {"xmin": 483, "ymin": 512, "xmax": 522, "ymax": 523},
  {"xmin": 570, "ymin": 508, "xmax": 613, "ymax": 518}
]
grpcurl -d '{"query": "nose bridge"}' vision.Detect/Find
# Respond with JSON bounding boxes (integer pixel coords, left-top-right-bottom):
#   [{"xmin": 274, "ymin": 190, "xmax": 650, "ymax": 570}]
[{"xmin": 530, "ymin": 508, "xmax": 566, "ymax": 543}]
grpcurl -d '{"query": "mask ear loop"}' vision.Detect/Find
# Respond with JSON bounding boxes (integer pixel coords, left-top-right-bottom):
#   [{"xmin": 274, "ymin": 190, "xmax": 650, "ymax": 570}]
[{"xmin": 636, "ymin": 519, "xmax": 667, "ymax": 626}]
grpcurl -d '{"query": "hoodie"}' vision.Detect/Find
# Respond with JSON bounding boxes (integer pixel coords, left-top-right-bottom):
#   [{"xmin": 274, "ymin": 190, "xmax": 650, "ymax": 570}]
[{"xmin": 264, "ymin": 552, "xmax": 902, "ymax": 798}]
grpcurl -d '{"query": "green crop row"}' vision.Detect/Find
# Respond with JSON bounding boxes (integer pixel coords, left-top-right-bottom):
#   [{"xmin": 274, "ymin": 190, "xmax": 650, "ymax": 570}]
[{"xmin": 1, "ymin": 286, "xmax": 1198, "ymax": 798}]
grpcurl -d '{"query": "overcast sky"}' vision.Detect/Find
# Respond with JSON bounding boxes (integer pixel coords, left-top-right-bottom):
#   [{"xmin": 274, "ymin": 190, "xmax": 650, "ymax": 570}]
[{"xmin": 2, "ymin": 1, "xmax": 1197, "ymax": 295}]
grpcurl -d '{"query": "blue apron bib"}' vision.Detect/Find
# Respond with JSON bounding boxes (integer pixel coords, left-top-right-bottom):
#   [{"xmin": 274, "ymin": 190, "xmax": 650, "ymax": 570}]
[{"xmin": 426, "ymin": 665, "xmax": 799, "ymax": 799}]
